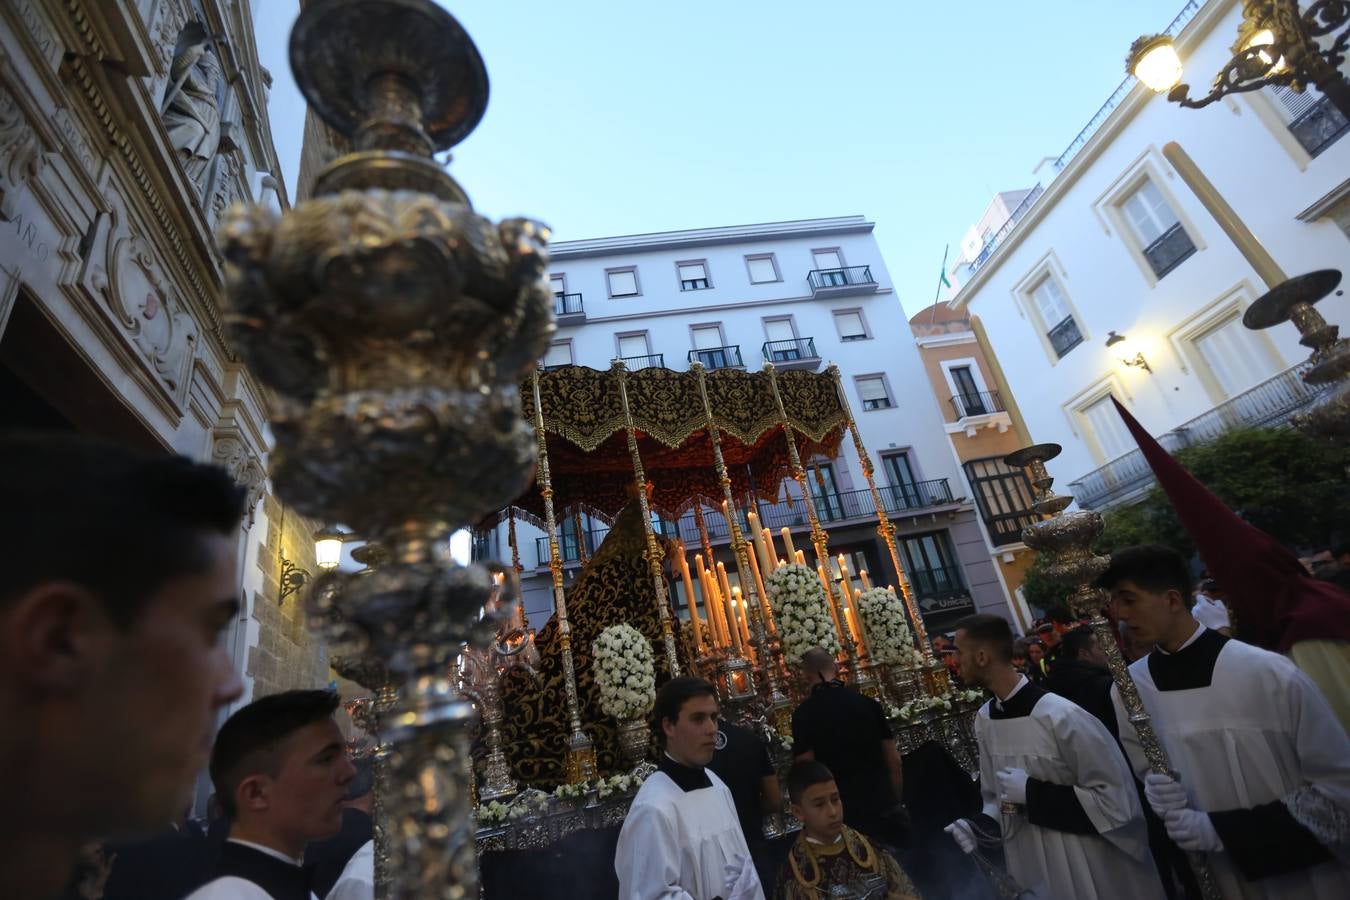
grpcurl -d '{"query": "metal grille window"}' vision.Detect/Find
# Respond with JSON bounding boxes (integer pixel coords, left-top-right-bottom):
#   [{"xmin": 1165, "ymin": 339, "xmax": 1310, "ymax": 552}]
[
  {"xmin": 857, "ymin": 376, "xmax": 892, "ymax": 410},
  {"xmin": 678, "ymin": 262, "xmax": 710, "ymax": 291},
  {"xmin": 1122, "ymin": 180, "xmax": 1195, "ymax": 278},
  {"xmin": 1031, "ymin": 275, "xmax": 1083, "ymax": 358},
  {"xmin": 1271, "ymin": 87, "xmax": 1348, "ymax": 157}
]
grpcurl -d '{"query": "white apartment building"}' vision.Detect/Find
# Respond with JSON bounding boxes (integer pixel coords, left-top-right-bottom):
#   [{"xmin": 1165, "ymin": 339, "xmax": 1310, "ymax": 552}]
[
  {"xmin": 946, "ymin": 0, "xmax": 1349, "ymax": 509},
  {"xmin": 478, "ymin": 216, "xmax": 1030, "ymax": 635}
]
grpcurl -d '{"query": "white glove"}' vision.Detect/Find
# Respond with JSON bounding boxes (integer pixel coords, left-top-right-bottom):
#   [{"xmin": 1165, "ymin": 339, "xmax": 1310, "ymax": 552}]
[
  {"xmin": 944, "ymin": 818, "xmax": 977, "ymax": 854},
  {"xmin": 1164, "ymin": 808, "xmax": 1224, "ymax": 852},
  {"xmin": 722, "ymin": 852, "xmax": 761, "ymax": 900},
  {"xmin": 1144, "ymin": 772, "xmax": 1189, "ymax": 817},
  {"xmin": 996, "ymin": 767, "xmax": 1029, "ymax": 806}
]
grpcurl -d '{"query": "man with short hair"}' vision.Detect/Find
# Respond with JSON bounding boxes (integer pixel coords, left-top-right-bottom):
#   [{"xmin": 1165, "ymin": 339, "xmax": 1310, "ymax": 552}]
[
  {"xmin": 186, "ymin": 690, "xmax": 357, "ymax": 900},
  {"xmin": 1044, "ymin": 626, "xmax": 1116, "ymax": 734},
  {"xmin": 775, "ymin": 761, "xmax": 919, "ymax": 900},
  {"xmin": 0, "ymin": 432, "xmax": 247, "ymax": 900},
  {"xmin": 306, "ymin": 754, "xmax": 375, "ymax": 898},
  {"xmin": 1102, "ymin": 544, "xmax": 1350, "ymax": 899},
  {"xmin": 791, "ymin": 647, "xmax": 907, "ymax": 851},
  {"xmin": 945, "ymin": 614, "xmax": 1164, "ymax": 899},
  {"xmin": 615, "ymin": 676, "xmax": 764, "ymax": 900}
]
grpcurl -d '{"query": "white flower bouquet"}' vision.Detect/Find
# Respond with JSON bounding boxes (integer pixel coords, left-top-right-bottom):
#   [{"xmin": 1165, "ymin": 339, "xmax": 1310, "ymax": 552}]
[
  {"xmin": 854, "ymin": 587, "xmax": 924, "ymax": 668},
  {"xmin": 593, "ymin": 623, "xmax": 656, "ymax": 720},
  {"xmin": 765, "ymin": 563, "xmax": 841, "ymax": 664},
  {"xmin": 890, "ymin": 688, "xmax": 985, "ymax": 721}
]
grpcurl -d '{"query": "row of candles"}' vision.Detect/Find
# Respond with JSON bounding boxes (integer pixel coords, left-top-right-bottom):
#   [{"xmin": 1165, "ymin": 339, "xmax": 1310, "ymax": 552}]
[{"xmin": 671, "ymin": 505, "xmax": 897, "ymax": 662}]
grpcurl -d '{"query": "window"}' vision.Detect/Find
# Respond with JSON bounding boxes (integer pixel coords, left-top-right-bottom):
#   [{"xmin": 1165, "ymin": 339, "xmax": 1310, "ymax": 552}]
[
  {"xmin": 607, "ymin": 267, "xmax": 640, "ymax": 298},
  {"xmin": 1191, "ymin": 314, "xmax": 1276, "ymax": 398},
  {"xmin": 963, "ymin": 456, "xmax": 1037, "ymax": 547},
  {"xmin": 677, "ymin": 261, "xmax": 710, "ymax": 291},
  {"xmin": 1269, "ymin": 85, "xmax": 1347, "ymax": 157},
  {"xmin": 1081, "ymin": 394, "xmax": 1133, "ymax": 462},
  {"xmin": 856, "ymin": 375, "xmax": 892, "ymax": 411},
  {"xmin": 898, "ymin": 531, "xmax": 972, "ymax": 621},
  {"xmin": 883, "ymin": 452, "xmax": 919, "ymax": 507},
  {"xmin": 1121, "ymin": 180, "xmax": 1195, "ymax": 278},
  {"xmin": 691, "ymin": 324, "xmax": 737, "ymax": 368},
  {"xmin": 1030, "ymin": 275, "xmax": 1083, "ymax": 359},
  {"xmin": 950, "ymin": 366, "xmax": 985, "ymax": 415},
  {"xmin": 617, "ymin": 333, "xmax": 650, "ymax": 360},
  {"xmin": 764, "ymin": 318, "xmax": 802, "ymax": 361},
  {"xmin": 807, "ymin": 460, "xmax": 844, "ymax": 520},
  {"xmin": 833, "ymin": 309, "xmax": 868, "ymax": 341},
  {"xmin": 812, "ymin": 249, "xmax": 845, "ymax": 286},
  {"xmin": 549, "ymin": 274, "xmax": 566, "ymax": 297},
  {"xmin": 542, "ymin": 341, "xmax": 572, "ymax": 369},
  {"xmin": 746, "ymin": 254, "xmax": 780, "ymax": 284}
]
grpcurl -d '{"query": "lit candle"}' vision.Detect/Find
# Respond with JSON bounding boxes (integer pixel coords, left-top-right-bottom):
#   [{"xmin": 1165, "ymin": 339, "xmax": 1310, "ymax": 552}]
[
  {"xmin": 675, "ymin": 543, "xmax": 703, "ymax": 652},
  {"xmin": 843, "ymin": 604, "xmax": 863, "ymax": 650},
  {"xmin": 745, "ymin": 545, "xmax": 774, "ymax": 632},
  {"xmin": 794, "ymin": 549, "xmax": 807, "ymax": 566},
  {"xmin": 781, "ymin": 527, "xmax": 797, "ymax": 559},
  {"xmin": 732, "ymin": 586, "xmax": 752, "ymax": 649},
  {"xmin": 762, "ymin": 527, "xmax": 778, "ymax": 565},
  {"xmin": 837, "ymin": 554, "xmax": 854, "ymax": 601},
  {"xmin": 860, "ymin": 569, "xmax": 872, "ymax": 591},
  {"xmin": 747, "ymin": 512, "xmax": 773, "ymax": 573},
  {"xmin": 722, "ymin": 575, "xmax": 743, "ymax": 653}
]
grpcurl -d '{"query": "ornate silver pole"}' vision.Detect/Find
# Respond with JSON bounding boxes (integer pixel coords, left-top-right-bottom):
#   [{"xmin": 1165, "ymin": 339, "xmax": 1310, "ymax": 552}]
[
  {"xmin": 219, "ymin": 2, "xmax": 554, "ymax": 895},
  {"xmin": 1005, "ymin": 444, "xmax": 1222, "ymax": 900},
  {"xmin": 531, "ymin": 371, "xmax": 598, "ymax": 785},
  {"xmin": 613, "ymin": 360, "xmax": 682, "ymax": 676}
]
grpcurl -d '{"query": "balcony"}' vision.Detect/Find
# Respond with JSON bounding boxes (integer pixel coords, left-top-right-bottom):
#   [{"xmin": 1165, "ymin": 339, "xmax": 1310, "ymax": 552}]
[
  {"xmin": 620, "ymin": 353, "xmax": 665, "ymax": 371},
  {"xmin": 553, "ymin": 292, "xmax": 585, "ymax": 324},
  {"xmin": 948, "ymin": 390, "xmax": 1005, "ymax": 419},
  {"xmin": 1142, "ymin": 223, "xmax": 1196, "ymax": 280},
  {"xmin": 762, "ymin": 337, "xmax": 821, "ymax": 371},
  {"xmin": 1067, "ymin": 362, "xmax": 1325, "ymax": 510},
  {"xmin": 1288, "ymin": 95, "xmax": 1348, "ymax": 158},
  {"xmin": 688, "ymin": 345, "xmax": 744, "ymax": 370},
  {"xmin": 807, "ymin": 265, "xmax": 877, "ymax": 297},
  {"xmin": 534, "ymin": 520, "xmax": 678, "ymax": 568}
]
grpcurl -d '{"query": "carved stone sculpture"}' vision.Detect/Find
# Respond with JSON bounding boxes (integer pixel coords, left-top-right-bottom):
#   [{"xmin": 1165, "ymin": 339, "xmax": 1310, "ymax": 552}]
[{"xmin": 162, "ymin": 23, "xmax": 224, "ymax": 191}]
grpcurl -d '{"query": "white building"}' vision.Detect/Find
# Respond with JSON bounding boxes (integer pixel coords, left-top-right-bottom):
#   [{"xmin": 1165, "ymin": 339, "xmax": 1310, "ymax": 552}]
[
  {"xmin": 946, "ymin": 0, "xmax": 1349, "ymax": 509},
  {"xmin": 478, "ymin": 216, "xmax": 1030, "ymax": 635}
]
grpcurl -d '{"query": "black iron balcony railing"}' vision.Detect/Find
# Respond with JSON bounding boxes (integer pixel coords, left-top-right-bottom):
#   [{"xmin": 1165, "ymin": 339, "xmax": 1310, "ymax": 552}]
[
  {"xmin": 909, "ymin": 564, "xmax": 967, "ymax": 599},
  {"xmin": 807, "ymin": 265, "xmax": 875, "ymax": 291},
  {"xmin": 688, "ymin": 345, "xmax": 743, "ymax": 370},
  {"xmin": 1047, "ymin": 316, "xmax": 1083, "ymax": 359},
  {"xmin": 763, "ymin": 337, "xmax": 818, "ymax": 363},
  {"xmin": 1142, "ymin": 222, "xmax": 1196, "ymax": 279},
  {"xmin": 1288, "ymin": 95, "xmax": 1348, "ymax": 158},
  {"xmin": 620, "ymin": 353, "xmax": 665, "ymax": 371},
  {"xmin": 553, "ymin": 291, "xmax": 584, "ymax": 317},
  {"xmin": 968, "ymin": 184, "xmax": 1045, "ymax": 274},
  {"xmin": 948, "ymin": 390, "xmax": 1005, "ymax": 419},
  {"xmin": 534, "ymin": 519, "xmax": 678, "ymax": 566}
]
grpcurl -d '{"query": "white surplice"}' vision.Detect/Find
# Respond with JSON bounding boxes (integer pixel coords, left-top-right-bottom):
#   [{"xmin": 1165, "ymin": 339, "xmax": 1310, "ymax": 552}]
[
  {"xmin": 976, "ymin": 680, "xmax": 1165, "ymax": 900},
  {"xmin": 615, "ymin": 766, "xmax": 764, "ymax": 900},
  {"xmin": 1114, "ymin": 628, "xmax": 1350, "ymax": 899}
]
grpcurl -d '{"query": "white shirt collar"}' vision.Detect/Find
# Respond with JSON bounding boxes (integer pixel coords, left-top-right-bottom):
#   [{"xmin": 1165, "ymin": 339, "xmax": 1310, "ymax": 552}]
[
  {"xmin": 227, "ymin": 837, "xmax": 305, "ymax": 867},
  {"xmin": 1156, "ymin": 623, "xmax": 1206, "ymax": 656},
  {"xmin": 995, "ymin": 674, "xmax": 1029, "ymax": 707},
  {"xmin": 804, "ymin": 833, "xmax": 845, "ymax": 846}
]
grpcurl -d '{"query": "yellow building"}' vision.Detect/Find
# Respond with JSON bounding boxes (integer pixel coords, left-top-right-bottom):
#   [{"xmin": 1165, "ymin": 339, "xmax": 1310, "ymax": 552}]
[{"xmin": 909, "ymin": 301, "xmax": 1040, "ymax": 631}]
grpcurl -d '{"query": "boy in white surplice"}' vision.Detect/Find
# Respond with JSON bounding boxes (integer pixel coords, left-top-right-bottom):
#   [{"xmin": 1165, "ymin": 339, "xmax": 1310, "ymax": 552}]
[{"xmin": 944, "ymin": 614, "xmax": 1165, "ymax": 900}]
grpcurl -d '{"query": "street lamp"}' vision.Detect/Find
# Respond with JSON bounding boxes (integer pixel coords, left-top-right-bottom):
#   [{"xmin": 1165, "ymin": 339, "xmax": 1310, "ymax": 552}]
[
  {"xmin": 1127, "ymin": 3, "xmax": 1350, "ymax": 118},
  {"xmin": 314, "ymin": 525, "xmax": 349, "ymax": 570},
  {"xmin": 1105, "ymin": 330, "xmax": 1154, "ymax": 374}
]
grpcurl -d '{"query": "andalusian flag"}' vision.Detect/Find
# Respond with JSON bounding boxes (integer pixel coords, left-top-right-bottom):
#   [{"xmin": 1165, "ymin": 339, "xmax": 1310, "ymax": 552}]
[{"xmin": 934, "ymin": 245, "xmax": 952, "ymax": 300}]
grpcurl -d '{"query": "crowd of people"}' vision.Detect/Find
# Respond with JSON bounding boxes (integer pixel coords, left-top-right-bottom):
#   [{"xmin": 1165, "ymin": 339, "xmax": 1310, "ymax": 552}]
[{"xmin": 5, "ymin": 431, "xmax": 1349, "ymax": 900}]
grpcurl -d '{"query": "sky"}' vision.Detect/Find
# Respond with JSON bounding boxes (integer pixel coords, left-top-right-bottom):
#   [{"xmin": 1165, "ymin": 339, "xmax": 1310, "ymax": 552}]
[{"xmin": 261, "ymin": 0, "xmax": 1194, "ymax": 319}]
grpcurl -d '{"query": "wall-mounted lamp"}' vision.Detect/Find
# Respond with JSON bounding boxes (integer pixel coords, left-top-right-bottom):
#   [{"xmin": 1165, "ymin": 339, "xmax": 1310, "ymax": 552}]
[
  {"xmin": 1105, "ymin": 330, "xmax": 1153, "ymax": 374},
  {"xmin": 315, "ymin": 525, "xmax": 351, "ymax": 570},
  {"xmin": 278, "ymin": 556, "xmax": 311, "ymax": 602}
]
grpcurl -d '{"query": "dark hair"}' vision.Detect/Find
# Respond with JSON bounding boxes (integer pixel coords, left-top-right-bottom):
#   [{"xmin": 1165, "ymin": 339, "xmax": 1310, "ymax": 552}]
[
  {"xmin": 1045, "ymin": 605, "xmax": 1074, "ymax": 626},
  {"xmin": 954, "ymin": 614, "xmax": 1014, "ymax": 662},
  {"xmin": 787, "ymin": 760, "xmax": 836, "ymax": 804},
  {"xmin": 0, "ymin": 431, "xmax": 247, "ymax": 623},
  {"xmin": 210, "ymin": 690, "xmax": 341, "ymax": 819},
  {"xmin": 650, "ymin": 676, "xmax": 718, "ymax": 747},
  {"xmin": 346, "ymin": 754, "xmax": 375, "ymax": 801},
  {"xmin": 1011, "ymin": 638, "xmax": 1030, "ymax": 658},
  {"xmin": 1096, "ymin": 544, "xmax": 1191, "ymax": 598},
  {"xmin": 1059, "ymin": 626, "xmax": 1097, "ymax": 661}
]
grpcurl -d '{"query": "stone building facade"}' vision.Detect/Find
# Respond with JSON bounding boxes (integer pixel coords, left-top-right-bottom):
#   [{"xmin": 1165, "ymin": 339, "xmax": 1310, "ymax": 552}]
[{"xmin": 0, "ymin": 0, "xmax": 327, "ymax": 707}]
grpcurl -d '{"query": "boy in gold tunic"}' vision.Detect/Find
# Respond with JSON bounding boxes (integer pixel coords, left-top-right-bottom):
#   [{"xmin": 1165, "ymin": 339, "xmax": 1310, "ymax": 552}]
[{"xmin": 776, "ymin": 761, "xmax": 920, "ymax": 900}]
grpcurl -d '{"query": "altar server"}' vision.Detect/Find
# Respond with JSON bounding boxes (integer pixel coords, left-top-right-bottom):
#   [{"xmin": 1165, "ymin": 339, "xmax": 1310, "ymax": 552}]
[
  {"xmin": 616, "ymin": 676, "xmax": 764, "ymax": 900},
  {"xmin": 945, "ymin": 614, "xmax": 1164, "ymax": 900},
  {"xmin": 1103, "ymin": 544, "xmax": 1350, "ymax": 900}
]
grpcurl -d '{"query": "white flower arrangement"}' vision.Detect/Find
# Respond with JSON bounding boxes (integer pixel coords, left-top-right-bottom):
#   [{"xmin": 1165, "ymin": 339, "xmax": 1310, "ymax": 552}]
[
  {"xmin": 764, "ymin": 563, "xmax": 841, "ymax": 664},
  {"xmin": 888, "ymin": 689, "xmax": 985, "ymax": 722},
  {"xmin": 758, "ymin": 721, "xmax": 795, "ymax": 754},
  {"xmin": 474, "ymin": 789, "xmax": 548, "ymax": 826},
  {"xmin": 593, "ymin": 623, "xmax": 656, "ymax": 720},
  {"xmin": 854, "ymin": 587, "xmax": 924, "ymax": 668}
]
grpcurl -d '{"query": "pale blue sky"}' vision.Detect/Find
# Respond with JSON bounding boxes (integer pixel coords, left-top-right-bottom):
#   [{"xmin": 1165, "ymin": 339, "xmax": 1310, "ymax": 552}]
[{"xmin": 264, "ymin": 1, "xmax": 1193, "ymax": 318}]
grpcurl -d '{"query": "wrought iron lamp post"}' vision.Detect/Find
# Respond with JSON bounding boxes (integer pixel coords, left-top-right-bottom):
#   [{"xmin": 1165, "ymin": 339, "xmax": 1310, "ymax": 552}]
[{"xmin": 1127, "ymin": 1, "xmax": 1350, "ymax": 117}]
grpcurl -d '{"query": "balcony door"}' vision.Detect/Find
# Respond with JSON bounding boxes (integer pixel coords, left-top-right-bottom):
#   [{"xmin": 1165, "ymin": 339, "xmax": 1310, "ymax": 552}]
[
  {"xmin": 765, "ymin": 318, "xmax": 799, "ymax": 361},
  {"xmin": 1192, "ymin": 314, "xmax": 1277, "ymax": 400},
  {"xmin": 899, "ymin": 531, "xmax": 963, "ymax": 596},
  {"xmin": 813, "ymin": 249, "xmax": 845, "ymax": 285},
  {"xmin": 692, "ymin": 325, "xmax": 728, "ymax": 369},
  {"xmin": 1081, "ymin": 395, "xmax": 1134, "ymax": 462},
  {"xmin": 807, "ymin": 461, "xmax": 844, "ymax": 520},
  {"xmin": 951, "ymin": 365, "xmax": 985, "ymax": 415},
  {"xmin": 618, "ymin": 333, "xmax": 650, "ymax": 367},
  {"xmin": 883, "ymin": 452, "xmax": 919, "ymax": 508}
]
